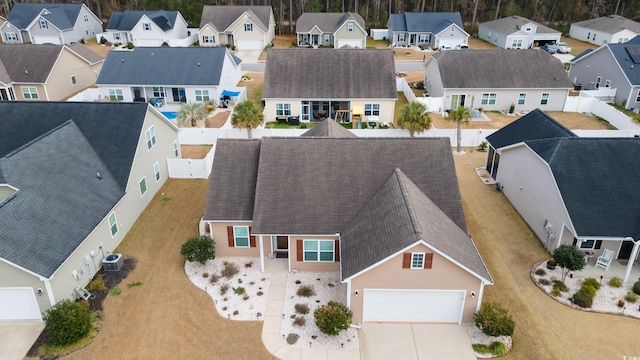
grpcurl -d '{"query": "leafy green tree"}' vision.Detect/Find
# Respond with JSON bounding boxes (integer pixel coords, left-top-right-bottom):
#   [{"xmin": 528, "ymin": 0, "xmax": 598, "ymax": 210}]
[
  {"xmin": 447, "ymin": 106, "xmax": 471, "ymax": 153},
  {"xmin": 231, "ymin": 100, "xmax": 264, "ymax": 139},
  {"xmin": 553, "ymin": 244, "xmax": 586, "ymax": 283},
  {"xmin": 44, "ymin": 299, "xmax": 93, "ymax": 346},
  {"xmin": 397, "ymin": 101, "xmax": 432, "ymax": 137},
  {"xmin": 474, "ymin": 302, "xmax": 515, "ymax": 337},
  {"xmin": 181, "ymin": 236, "xmax": 215, "ymax": 264},
  {"xmin": 314, "ymin": 301, "xmax": 352, "ymax": 336},
  {"xmin": 177, "ymin": 102, "xmax": 208, "ymax": 127}
]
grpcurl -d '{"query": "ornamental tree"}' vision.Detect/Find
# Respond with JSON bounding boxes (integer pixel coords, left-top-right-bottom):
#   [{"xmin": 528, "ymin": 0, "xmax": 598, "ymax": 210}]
[
  {"xmin": 553, "ymin": 244, "xmax": 586, "ymax": 283},
  {"xmin": 181, "ymin": 236, "xmax": 215, "ymax": 264}
]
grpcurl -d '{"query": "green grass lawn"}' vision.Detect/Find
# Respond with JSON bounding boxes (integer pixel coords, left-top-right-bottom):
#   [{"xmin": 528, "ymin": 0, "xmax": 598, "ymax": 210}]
[
  {"xmin": 366, "ymin": 38, "xmax": 391, "ymax": 49},
  {"xmin": 394, "ymin": 91, "xmax": 409, "ymax": 126}
]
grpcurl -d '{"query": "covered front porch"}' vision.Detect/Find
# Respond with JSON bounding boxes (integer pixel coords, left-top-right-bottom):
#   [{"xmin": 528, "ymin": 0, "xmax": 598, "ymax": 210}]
[{"xmin": 574, "ymin": 256, "xmax": 640, "ymax": 283}]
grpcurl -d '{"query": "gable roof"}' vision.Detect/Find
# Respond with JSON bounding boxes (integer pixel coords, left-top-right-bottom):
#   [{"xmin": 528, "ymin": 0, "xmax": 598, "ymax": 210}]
[
  {"xmin": 480, "ymin": 15, "xmax": 560, "ymax": 35},
  {"xmin": 570, "ymin": 48, "xmax": 593, "ymax": 63},
  {"xmin": 429, "ymin": 49, "xmax": 572, "ymax": 89},
  {"xmin": 573, "ymin": 15, "xmax": 640, "ymax": 34},
  {"xmin": 486, "ymin": 109, "xmax": 576, "ymax": 149},
  {"xmin": 0, "ymin": 101, "xmax": 150, "ymax": 190},
  {"xmin": 524, "ymin": 137, "xmax": 640, "ymax": 239},
  {"xmin": 96, "ymin": 47, "xmax": 239, "ymax": 86},
  {"xmin": 296, "ymin": 12, "xmax": 365, "ymax": 33},
  {"xmin": 604, "ymin": 36, "xmax": 640, "ymax": 85},
  {"xmin": 7, "ymin": 3, "xmax": 84, "ymax": 30},
  {"xmin": 263, "ymin": 49, "xmax": 397, "ymax": 99},
  {"xmin": 389, "ymin": 12, "xmax": 464, "ymax": 33},
  {"xmin": 106, "ymin": 10, "xmax": 180, "ymax": 31},
  {"xmin": 0, "ymin": 121, "xmax": 123, "ymax": 278},
  {"xmin": 300, "ymin": 119, "xmax": 358, "ymax": 138},
  {"xmin": 200, "ymin": 5, "xmax": 272, "ymax": 32}
]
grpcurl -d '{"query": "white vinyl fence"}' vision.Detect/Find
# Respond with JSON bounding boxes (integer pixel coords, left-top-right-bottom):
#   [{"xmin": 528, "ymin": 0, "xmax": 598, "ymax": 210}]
[
  {"xmin": 167, "ymin": 145, "xmax": 216, "ymax": 178},
  {"xmin": 397, "ymin": 77, "xmax": 444, "ymax": 113}
]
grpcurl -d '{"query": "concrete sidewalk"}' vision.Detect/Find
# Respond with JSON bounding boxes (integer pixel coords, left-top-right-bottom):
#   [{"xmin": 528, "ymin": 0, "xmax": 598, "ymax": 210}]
[{"xmin": 0, "ymin": 321, "xmax": 45, "ymax": 360}]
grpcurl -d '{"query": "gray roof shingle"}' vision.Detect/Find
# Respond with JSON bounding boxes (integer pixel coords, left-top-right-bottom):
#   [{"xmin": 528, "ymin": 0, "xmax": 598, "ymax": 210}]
[
  {"xmin": 573, "ymin": 15, "xmax": 640, "ymax": 34},
  {"xmin": 430, "ymin": 49, "xmax": 572, "ymax": 89},
  {"xmin": 296, "ymin": 12, "xmax": 365, "ymax": 33},
  {"xmin": 263, "ymin": 49, "xmax": 397, "ymax": 99},
  {"xmin": 480, "ymin": 15, "xmax": 560, "ymax": 35},
  {"xmin": 341, "ymin": 168, "xmax": 492, "ymax": 281},
  {"xmin": 389, "ymin": 12, "xmax": 463, "ymax": 33},
  {"xmin": 7, "ymin": 3, "xmax": 83, "ymax": 30},
  {"xmin": 106, "ymin": 10, "xmax": 180, "ymax": 31},
  {"xmin": 0, "ymin": 44, "xmax": 62, "ymax": 83},
  {"xmin": 0, "ymin": 121, "xmax": 123, "ymax": 278},
  {"xmin": 67, "ymin": 43, "xmax": 105, "ymax": 64},
  {"xmin": 300, "ymin": 119, "xmax": 357, "ymax": 138},
  {"xmin": 96, "ymin": 47, "xmax": 237, "ymax": 86},
  {"xmin": 486, "ymin": 108, "xmax": 576, "ymax": 149},
  {"xmin": 606, "ymin": 36, "xmax": 640, "ymax": 85},
  {"xmin": 200, "ymin": 5, "xmax": 272, "ymax": 32}
]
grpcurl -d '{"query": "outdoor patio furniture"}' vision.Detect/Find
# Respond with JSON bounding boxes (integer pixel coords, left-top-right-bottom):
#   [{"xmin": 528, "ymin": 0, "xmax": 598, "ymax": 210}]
[{"xmin": 595, "ymin": 248, "xmax": 614, "ymax": 271}]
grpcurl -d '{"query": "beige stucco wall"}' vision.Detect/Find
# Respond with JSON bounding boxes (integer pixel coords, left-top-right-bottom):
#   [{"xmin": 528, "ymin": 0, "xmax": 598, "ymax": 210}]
[
  {"xmin": 45, "ymin": 48, "xmax": 102, "ymax": 100},
  {"xmin": 290, "ymin": 235, "xmax": 340, "ymax": 272},
  {"xmin": 348, "ymin": 243, "xmax": 482, "ymax": 325}
]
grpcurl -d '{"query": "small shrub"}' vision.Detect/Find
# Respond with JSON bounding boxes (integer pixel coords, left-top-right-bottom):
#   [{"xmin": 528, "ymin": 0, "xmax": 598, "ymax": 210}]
[
  {"xmin": 126, "ymin": 41, "xmax": 134, "ymax": 49},
  {"xmin": 550, "ymin": 288, "xmax": 562, "ymax": 297},
  {"xmin": 243, "ymin": 294, "xmax": 250, "ymax": 301},
  {"xmin": 633, "ymin": 280, "xmax": 640, "ymax": 295},
  {"xmin": 161, "ymin": 41, "xmax": 169, "ymax": 47},
  {"xmin": 538, "ymin": 278, "xmax": 551, "ymax": 286},
  {"xmin": 609, "ymin": 277, "xmax": 623, "ymax": 288},
  {"xmin": 580, "ymin": 284, "xmax": 597, "ymax": 298},
  {"xmin": 552, "ymin": 280, "xmax": 569, "ymax": 292},
  {"xmin": 234, "ymin": 287, "xmax": 246, "ymax": 295},
  {"xmin": 127, "ymin": 281, "xmax": 142, "ymax": 288},
  {"xmin": 625, "ymin": 291, "xmax": 638, "ymax": 303},
  {"xmin": 474, "ymin": 302, "xmax": 515, "ymax": 337},
  {"xmin": 583, "ymin": 278, "xmax": 601, "ymax": 290},
  {"xmin": 293, "ymin": 316, "xmax": 306, "ymax": 326},
  {"xmin": 110, "ymin": 287, "xmax": 122, "ymax": 296},
  {"xmin": 572, "ymin": 289, "xmax": 593, "ymax": 308},
  {"xmin": 85, "ymin": 274, "xmax": 106, "ymax": 292},
  {"xmin": 202, "ymin": 272, "xmax": 209, "ymax": 278},
  {"xmin": 223, "ymin": 297, "xmax": 228, "ymax": 302},
  {"xmin": 249, "ymin": 281, "xmax": 255, "ymax": 285},
  {"xmin": 472, "ymin": 344, "xmax": 491, "ymax": 354},
  {"xmin": 222, "ymin": 262, "xmax": 239, "ymax": 278},
  {"xmin": 534, "ymin": 268, "xmax": 547, "ymax": 276},
  {"xmin": 180, "ymin": 236, "xmax": 215, "ymax": 264},
  {"xmin": 286, "ymin": 333, "xmax": 300, "ymax": 345},
  {"xmin": 257, "ymin": 291, "xmax": 264, "ymax": 296},
  {"xmin": 220, "ymin": 283, "xmax": 229, "ymax": 295},
  {"xmin": 297, "ymin": 285, "xmax": 316, "ymax": 297},
  {"xmin": 233, "ymin": 310, "xmax": 239, "ymax": 316},
  {"xmin": 314, "ymin": 301, "xmax": 352, "ymax": 336},
  {"xmin": 210, "ymin": 274, "xmax": 220, "ymax": 284},
  {"xmin": 295, "ymin": 303, "xmax": 310, "ymax": 314},
  {"xmin": 43, "ymin": 299, "xmax": 93, "ymax": 346},
  {"xmin": 489, "ymin": 341, "xmax": 508, "ymax": 356},
  {"xmin": 100, "ymin": 36, "xmax": 107, "ymax": 44},
  {"xmin": 245, "ymin": 261, "xmax": 253, "ymax": 268}
]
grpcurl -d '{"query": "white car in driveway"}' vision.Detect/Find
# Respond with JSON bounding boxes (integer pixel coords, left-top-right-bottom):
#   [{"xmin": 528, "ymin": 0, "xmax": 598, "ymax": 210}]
[{"xmin": 557, "ymin": 42, "xmax": 572, "ymax": 54}]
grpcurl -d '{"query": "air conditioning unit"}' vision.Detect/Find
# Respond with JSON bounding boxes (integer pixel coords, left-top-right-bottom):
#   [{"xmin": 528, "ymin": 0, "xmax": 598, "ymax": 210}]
[{"xmin": 102, "ymin": 253, "xmax": 123, "ymax": 271}]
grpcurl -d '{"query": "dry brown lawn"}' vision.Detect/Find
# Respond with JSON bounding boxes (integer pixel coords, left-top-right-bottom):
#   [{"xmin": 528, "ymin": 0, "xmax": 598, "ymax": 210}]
[
  {"xmin": 562, "ymin": 37, "xmax": 596, "ymax": 57},
  {"xmin": 241, "ymin": 72, "xmax": 265, "ymax": 104},
  {"xmin": 430, "ymin": 110, "xmax": 616, "ymax": 130},
  {"xmin": 468, "ymin": 37, "xmax": 498, "ymax": 50},
  {"xmin": 83, "ymin": 38, "xmax": 113, "ymax": 58},
  {"xmin": 180, "ymin": 145, "xmax": 213, "ymax": 159},
  {"xmin": 205, "ymin": 110, "xmax": 231, "ymax": 128}
]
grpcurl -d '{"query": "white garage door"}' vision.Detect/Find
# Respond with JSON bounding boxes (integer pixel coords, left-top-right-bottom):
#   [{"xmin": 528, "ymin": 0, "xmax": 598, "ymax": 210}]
[
  {"xmin": 363, "ymin": 289, "xmax": 464, "ymax": 323},
  {"xmin": 32, "ymin": 35, "xmax": 61, "ymax": 45},
  {"xmin": 437, "ymin": 38, "xmax": 461, "ymax": 48},
  {"xmin": 237, "ymin": 39, "xmax": 263, "ymax": 50},
  {"xmin": 337, "ymin": 39, "xmax": 364, "ymax": 48},
  {"xmin": 0, "ymin": 288, "xmax": 42, "ymax": 321}
]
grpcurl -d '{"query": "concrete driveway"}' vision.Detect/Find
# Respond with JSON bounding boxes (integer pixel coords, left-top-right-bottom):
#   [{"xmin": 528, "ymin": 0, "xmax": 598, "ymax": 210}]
[
  {"xmin": 360, "ymin": 324, "xmax": 476, "ymax": 360},
  {"xmin": 0, "ymin": 321, "xmax": 45, "ymax": 360},
  {"xmin": 232, "ymin": 49, "xmax": 262, "ymax": 64}
]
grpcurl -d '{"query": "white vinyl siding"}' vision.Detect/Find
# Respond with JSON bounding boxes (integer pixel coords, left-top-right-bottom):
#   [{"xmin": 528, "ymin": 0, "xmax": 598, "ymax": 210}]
[{"xmin": 108, "ymin": 212, "xmax": 118, "ymax": 237}]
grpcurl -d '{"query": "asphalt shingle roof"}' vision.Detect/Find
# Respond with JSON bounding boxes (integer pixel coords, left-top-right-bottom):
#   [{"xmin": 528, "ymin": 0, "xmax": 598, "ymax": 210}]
[
  {"xmin": 300, "ymin": 119, "xmax": 357, "ymax": 138},
  {"xmin": 389, "ymin": 12, "xmax": 463, "ymax": 33},
  {"xmin": 7, "ymin": 3, "xmax": 82, "ymax": 30},
  {"xmin": 605, "ymin": 36, "xmax": 640, "ymax": 85},
  {"xmin": 0, "ymin": 44, "xmax": 62, "ymax": 83},
  {"xmin": 199, "ymin": 5, "xmax": 272, "ymax": 32},
  {"xmin": 340, "ymin": 168, "xmax": 492, "ymax": 281},
  {"xmin": 0, "ymin": 121, "xmax": 123, "ymax": 278},
  {"xmin": 486, "ymin": 108, "xmax": 576, "ymax": 149},
  {"xmin": 263, "ymin": 49, "xmax": 397, "ymax": 99},
  {"xmin": 430, "ymin": 49, "xmax": 572, "ymax": 89},
  {"xmin": 96, "ymin": 47, "xmax": 237, "ymax": 86},
  {"xmin": 295, "ymin": 12, "xmax": 364, "ymax": 33},
  {"xmin": 480, "ymin": 15, "xmax": 560, "ymax": 35},
  {"xmin": 106, "ymin": 10, "xmax": 179, "ymax": 31},
  {"xmin": 573, "ymin": 15, "xmax": 640, "ymax": 34}
]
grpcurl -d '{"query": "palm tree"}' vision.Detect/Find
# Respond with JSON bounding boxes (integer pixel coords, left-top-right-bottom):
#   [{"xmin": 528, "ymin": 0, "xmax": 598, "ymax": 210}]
[
  {"xmin": 231, "ymin": 100, "xmax": 264, "ymax": 139},
  {"xmin": 397, "ymin": 101, "xmax": 432, "ymax": 137},
  {"xmin": 447, "ymin": 106, "xmax": 471, "ymax": 153},
  {"xmin": 176, "ymin": 102, "xmax": 208, "ymax": 128}
]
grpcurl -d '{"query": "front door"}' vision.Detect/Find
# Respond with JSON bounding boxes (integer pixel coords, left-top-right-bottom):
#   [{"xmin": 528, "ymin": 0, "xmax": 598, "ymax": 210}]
[
  {"xmin": 410, "ymin": 34, "xmax": 416, "ymax": 45},
  {"xmin": 312, "ymin": 34, "xmax": 319, "ymax": 46},
  {"xmin": 275, "ymin": 236, "xmax": 289, "ymax": 258},
  {"xmin": 301, "ymin": 101, "xmax": 310, "ymax": 121},
  {"xmin": 619, "ymin": 241, "xmax": 634, "ymax": 260}
]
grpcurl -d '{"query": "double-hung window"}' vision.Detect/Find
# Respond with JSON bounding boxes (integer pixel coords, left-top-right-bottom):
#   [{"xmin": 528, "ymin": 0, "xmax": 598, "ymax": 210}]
[
  {"xmin": 154, "ymin": 162, "xmax": 161, "ymax": 182},
  {"xmin": 518, "ymin": 93, "xmax": 526, "ymax": 105},
  {"xmin": 173, "ymin": 140, "xmax": 179, "ymax": 157},
  {"xmin": 276, "ymin": 103, "xmax": 291, "ymax": 116},
  {"xmin": 303, "ymin": 240, "xmax": 334, "ymax": 262},
  {"xmin": 540, "ymin": 93, "xmax": 550, "ymax": 105},
  {"xmin": 71, "ymin": 75, "xmax": 77, "ymax": 85},
  {"xmin": 244, "ymin": 23, "xmax": 253, "ymax": 31},
  {"xmin": 39, "ymin": 20, "xmax": 48, "ymax": 29},
  {"xmin": 108, "ymin": 89, "xmax": 123, "ymax": 101},
  {"xmin": 108, "ymin": 212, "xmax": 118, "ymax": 237},
  {"xmin": 233, "ymin": 226, "xmax": 250, "ymax": 247},
  {"xmin": 481, "ymin": 93, "xmax": 497, "ymax": 105},
  {"xmin": 5, "ymin": 32, "xmax": 18, "ymax": 41},
  {"xmin": 114, "ymin": 32, "xmax": 121, "ymax": 41},
  {"xmin": 203, "ymin": 35, "xmax": 215, "ymax": 44},
  {"xmin": 398, "ymin": 33, "xmax": 406, "ymax": 42},
  {"xmin": 84, "ymin": 14, "xmax": 89, "ymax": 22},
  {"xmin": 153, "ymin": 87, "xmax": 166, "ymax": 98},
  {"xmin": 512, "ymin": 39, "xmax": 523, "ymax": 48},
  {"xmin": 411, "ymin": 253, "xmax": 425, "ymax": 269},
  {"xmin": 195, "ymin": 90, "xmax": 210, "ymax": 102},
  {"xmin": 418, "ymin": 34, "xmax": 430, "ymax": 43},
  {"xmin": 324, "ymin": 34, "xmax": 331, "ymax": 43},
  {"xmin": 347, "ymin": 23, "xmax": 354, "ymax": 32},
  {"xmin": 364, "ymin": 103, "xmax": 380, "ymax": 116},
  {"xmin": 139, "ymin": 177, "xmax": 147, "ymax": 196},
  {"xmin": 21, "ymin": 87, "xmax": 38, "ymax": 99},
  {"xmin": 595, "ymin": 76, "xmax": 602, "ymax": 89},
  {"xmin": 145, "ymin": 126, "xmax": 156, "ymax": 150},
  {"xmin": 143, "ymin": 23, "xmax": 151, "ymax": 31}
]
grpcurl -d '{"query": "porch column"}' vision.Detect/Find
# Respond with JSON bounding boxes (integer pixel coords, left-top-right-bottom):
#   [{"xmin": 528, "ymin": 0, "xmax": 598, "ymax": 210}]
[
  {"xmin": 259, "ymin": 235, "xmax": 265, "ymax": 273},
  {"xmin": 623, "ymin": 239, "xmax": 639, "ymax": 283},
  {"xmin": 44, "ymin": 279, "xmax": 56, "ymax": 307}
]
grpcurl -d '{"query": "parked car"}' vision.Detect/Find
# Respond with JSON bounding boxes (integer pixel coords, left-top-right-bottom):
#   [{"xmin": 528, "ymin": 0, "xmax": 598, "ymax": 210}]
[
  {"xmin": 439, "ymin": 45, "xmax": 453, "ymax": 51},
  {"xmin": 541, "ymin": 43, "xmax": 558, "ymax": 54},
  {"xmin": 455, "ymin": 44, "xmax": 469, "ymax": 50},
  {"xmin": 556, "ymin": 42, "xmax": 572, "ymax": 53}
]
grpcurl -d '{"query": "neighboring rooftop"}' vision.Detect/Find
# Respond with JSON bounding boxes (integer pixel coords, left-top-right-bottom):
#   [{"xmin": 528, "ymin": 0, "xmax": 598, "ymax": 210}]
[
  {"xmin": 199, "ymin": 5, "xmax": 272, "ymax": 32},
  {"xmin": 573, "ymin": 15, "xmax": 640, "ymax": 34},
  {"xmin": 486, "ymin": 108, "xmax": 577, "ymax": 149},
  {"xmin": 389, "ymin": 12, "xmax": 464, "ymax": 34},
  {"xmin": 106, "ymin": 10, "xmax": 181, "ymax": 31},
  {"xmin": 295, "ymin": 12, "xmax": 365, "ymax": 32},
  {"xmin": 603, "ymin": 36, "xmax": 640, "ymax": 85},
  {"xmin": 481, "ymin": 15, "xmax": 560, "ymax": 34},
  {"xmin": 6, "ymin": 2, "xmax": 85, "ymax": 30}
]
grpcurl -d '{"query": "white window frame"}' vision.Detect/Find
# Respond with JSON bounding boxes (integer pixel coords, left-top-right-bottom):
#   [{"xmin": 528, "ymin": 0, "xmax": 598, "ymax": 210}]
[
  {"xmin": 364, "ymin": 103, "xmax": 380, "ymax": 116},
  {"xmin": 203, "ymin": 35, "xmax": 215, "ymax": 44},
  {"xmin": 481, "ymin": 93, "xmax": 497, "ymax": 105},
  {"xmin": 195, "ymin": 89, "xmax": 210, "ymax": 102},
  {"xmin": 512, "ymin": 39, "xmax": 523, "ymax": 48},
  {"xmin": 143, "ymin": 22, "xmax": 151, "ymax": 31},
  {"xmin": 324, "ymin": 34, "xmax": 330, "ymax": 43},
  {"xmin": 418, "ymin": 34, "xmax": 430, "ymax": 43},
  {"xmin": 145, "ymin": 126, "xmax": 157, "ymax": 150},
  {"xmin": 21, "ymin": 87, "xmax": 39, "ymax": 99},
  {"xmin": 114, "ymin": 32, "xmax": 121, "ymax": 41},
  {"xmin": 276, "ymin": 103, "xmax": 291, "ymax": 116},
  {"xmin": 604, "ymin": 80, "xmax": 611, "ymax": 88},
  {"xmin": 39, "ymin": 20, "xmax": 48, "ymax": 29},
  {"xmin": 139, "ymin": 177, "xmax": 147, "ymax": 196},
  {"xmin": 153, "ymin": 87, "xmax": 166, "ymax": 98},
  {"xmin": 108, "ymin": 212, "xmax": 118, "ymax": 237},
  {"xmin": 71, "ymin": 75, "xmax": 77, "ymax": 85},
  {"xmin": 84, "ymin": 14, "xmax": 89, "ymax": 22},
  {"xmin": 5, "ymin": 32, "xmax": 18, "ymax": 41},
  {"xmin": 518, "ymin": 93, "xmax": 526, "ymax": 105},
  {"xmin": 173, "ymin": 140, "xmax": 179, "ymax": 157},
  {"xmin": 303, "ymin": 240, "xmax": 334, "ymax": 262},
  {"xmin": 411, "ymin": 252, "xmax": 425, "ymax": 269},
  {"xmin": 244, "ymin": 23, "xmax": 253, "ymax": 32},
  {"xmin": 595, "ymin": 76, "xmax": 602, "ymax": 89},
  {"xmin": 233, "ymin": 226, "xmax": 250, "ymax": 247},
  {"xmin": 154, "ymin": 162, "xmax": 161, "ymax": 182},
  {"xmin": 398, "ymin": 33, "xmax": 406, "ymax": 42},
  {"xmin": 85, "ymin": 29, "xmax": 89, "ymax": 36},
  {"xmin": 108, "ymin": 89, "xmax": 123, "ymax": 101},
  {"xmin": 540, "ymin": 93, "xmax": 550, "ymax": 105},
  {"xmin": 347, "ymin": 23, "xmax": 354, "ymax": 32},
  {"xmin": 579, "ymin": 240, "xmax": 597, "ymax": 250}
]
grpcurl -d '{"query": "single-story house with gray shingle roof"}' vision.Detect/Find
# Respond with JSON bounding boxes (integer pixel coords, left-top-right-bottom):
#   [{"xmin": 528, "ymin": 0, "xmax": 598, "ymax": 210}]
[
  {"xmin": 0, "ymin": 43, "xmax": 104, "ymax": 101},
  {"xmin": 570, "ymin": 15, "xmax": 640, "ymax": 46},
  {"xmin": 296, "ymin": 12, "xmax": 366, "ymax": 49},
  {"xmin": 201, "ymin": 124, "xmax": 493, "ymax": 324},
  {"xmin": 0, "ymin": 2, "xmax": 102, "ymax": 45},
  {"xmin": 486, "ymin": 110, "xmax": 640, "ymax": 282},
  {"xmin": 100, "ymin": 10, "xmax": 194, "ymax": 47},
  {"xmin": 424, "ymin": 49, "xmax": 572, "ymax": 113},
  {"xmin": 0, "ymin": 101, "xmax": 179, "ymax": 321},
  {"xmin": 478, "ymin": 15, "xmax": 561, "ymax": 49},
  {"xmin": 388, "ymin": 12, "xmax": 468, "ymax": 49},
  {"xmin": 96, "ymin": 46, "xmax": 242, "ymax": 105},
  {"xmin": 262, "ymin": 48, "xmax": 397, "ymax": 123},
  {"xmin": 199, "ymin": 5, "xmax": 275, "ymax": 50}
]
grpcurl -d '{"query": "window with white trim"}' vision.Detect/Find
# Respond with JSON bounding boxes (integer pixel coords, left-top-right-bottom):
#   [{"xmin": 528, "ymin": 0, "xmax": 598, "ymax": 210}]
[
  {"xmin": 203, "ymin": 35, "xmax": 215, "ymax": 44},
  {"xmin": 85, "ymin": 29, "xmax": 89, "ymax": 36},
  {"xmin": 347, "ymin": 23, "xmax": 354, "ymax": 32},
  {"xmin": 481, "ymin": 93, "xmax": 497, "ymax": 105},
  {"xmin": 143, "ymin": 23, "xmax": 151, "ymax": 31},
  {"xmin": 153, "ymin": 87, "xmax": 166, "ymax": 98},
  {"xmin": 276, "ymin": 103, "xmax": 291, "ymax": 116},
  {"xmin": 39, "ymin": 20, "xmax": 48, "ymax": 29},
  {"xmin": 411, "ymin": 252, "xmax": 425, "ymax": 269},
  {"xmin": 244, "ymin": 23, "xmax": 253, "ymax": 31},
  {"xmin": 5, "ymin": 32, "xmax": 18, "ymax": 41},
  {"xmin": 91, "ymin": 27, "xmax": 95, "ymax": 35},
  {"xmin": 540, "ymin": 93, "xmax": 550, "ymax": 105},
  {"xmin": 595, "ymin": 76, "xmax": 602, "ymax": 89},
  {"xmin": 418, "ymin": 34, "xmax": 430, "ymax": 43},
  {"xmin": 145, "ymin": 126, "xmax": 156, "ymax": 150},
  {"xmin": 511, "ymin": 39, "xmax": 523, "ymax": 48},
  {"xmin": 398, "ymin": 33, "xmax": 406, "ymax": 42},
  {"xmin": 195, "ymin": 90, "xmax": 210, "ymax": 102},
  {"xmin": 139, "ymin": 177, "xmax": 147, "ymax": 196},
  {"xmin": 604, "ymin": 80, "xmax": 611, "ymax": 88},
  {"xmin": 364, "ymin": 103, "xmax": 380, "ymax": 116},
  {"xmin": 21, "ymin": 87, "xmax": 38, "ymax": 99},
  {"xmin": 233, "ymin": 226, "xmax": 250, "ymax": 247},
  {"xmin": 303, "ymin": 240, "xmax": 334, "ymax": 262},
  {"xmin": 154, "ymin": 162, "xmax": 161, "ymax": 182},
  {"xmin": 518, "ymin": 93, "xmax": 526, "ymax": 105},
  {"xmin": 324, "ymin": 34, "xmax": 330, "ymax": 43},
  {"xmin": 114, "ymin": 32, "xmax": 121, "ymax": 41},
  {"xmin": 173, "ymin": 140, "xmax": 179, "ymax": 157},
  {"xmin": 108, "ymin": 212, "xmax": 118, "ymax": 237},
  {"xmin": 579, "ymin": 240, "xmax": 596, "ymax": 249},
  {"xmin": 71, "ymin": 75, "xmax": 77, "ymax": 85},
  {"xmin": 84, "ymin": 14, "xmax": 89, "ymax": 22},
  {"xmin": 108, "ymin": 89, "xmax": 123, "ymax": 101}
]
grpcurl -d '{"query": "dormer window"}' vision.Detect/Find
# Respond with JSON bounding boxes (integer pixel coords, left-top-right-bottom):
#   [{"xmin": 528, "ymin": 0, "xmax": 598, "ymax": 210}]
[
  {"xmin": 39, "ymin": 20, "xmax": 48, "ymax": 29},
  {"xmin": 525, "ymin": 27, "xmax": 531, "ymax": 32},
  {"xmin": 347, "ymin": 23, "xmax": 354, "ymax": 32},
  {"xmin": 245, "ymin": 23, "xmax": 253, "ymax": 31},
  {"xmin": 143, "ymin": 23, "xmax": 151, "ymax": 31}
]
